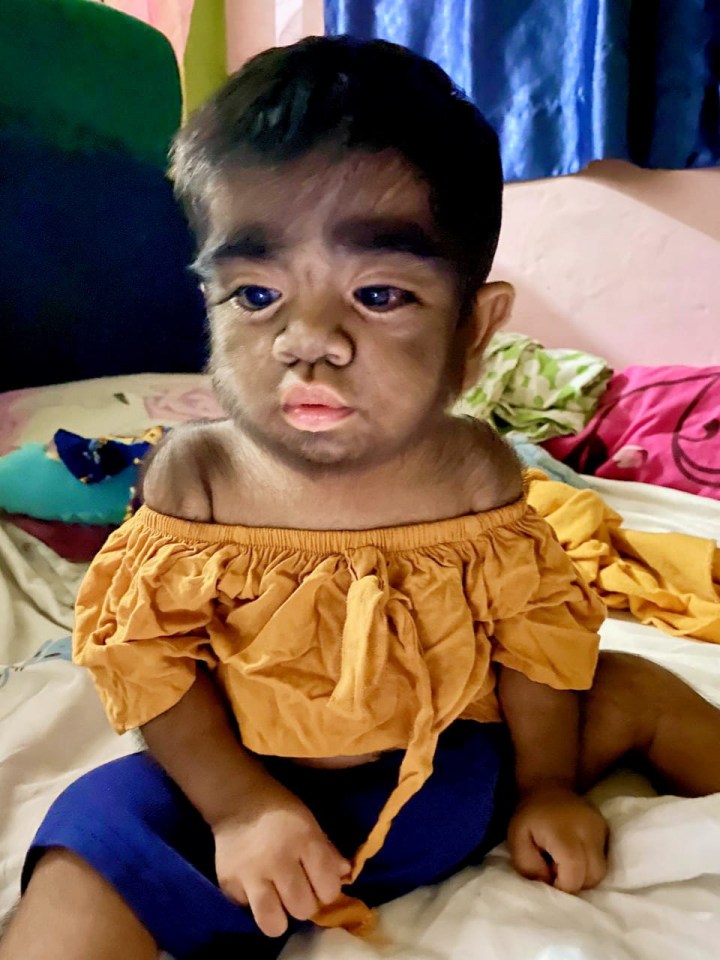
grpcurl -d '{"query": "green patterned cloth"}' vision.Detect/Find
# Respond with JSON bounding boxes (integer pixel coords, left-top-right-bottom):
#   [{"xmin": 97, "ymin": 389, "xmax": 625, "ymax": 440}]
[{"xmin": 455, "ymin": 332, "xmax": 612, "ymax": 441}]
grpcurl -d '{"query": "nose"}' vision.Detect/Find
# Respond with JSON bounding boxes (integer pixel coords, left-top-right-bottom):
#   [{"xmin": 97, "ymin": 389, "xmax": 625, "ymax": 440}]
[{"xmin": 272, "ymin": 303, "xmax": 354, "ymax": 368}]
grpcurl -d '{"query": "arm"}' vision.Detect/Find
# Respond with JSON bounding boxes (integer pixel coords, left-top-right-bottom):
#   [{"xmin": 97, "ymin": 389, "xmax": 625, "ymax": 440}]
[
  {"xmin": 138, "ymin": 433, "xmax": 351, "ymax": 934},
  {"xmin": 142, "ymin": 669, "xmax": 350, "ymax": 936},
  {"xmin": 139, "ymin": 434, "xmax": 289, "ymax": 829},
  {"xmin": 498, "ymin": 665, "xmax": 579, "ymax": 797},
  {"xmin": 498, "ymin": 666, "xmax": 608, "ymax": 893},
  {"xmin": 141, "ymin": 667, "xmax": 287, "ymax": 828}
]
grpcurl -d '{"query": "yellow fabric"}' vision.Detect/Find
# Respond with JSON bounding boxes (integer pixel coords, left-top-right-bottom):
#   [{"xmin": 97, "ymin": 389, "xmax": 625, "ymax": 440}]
[
  {"xmin": 526, "ymin": 472, "xmax": 720, "ymax": 643},
  {"xmin": 73, "ymin": 493, "xmax": 603, "ymax": 932}
]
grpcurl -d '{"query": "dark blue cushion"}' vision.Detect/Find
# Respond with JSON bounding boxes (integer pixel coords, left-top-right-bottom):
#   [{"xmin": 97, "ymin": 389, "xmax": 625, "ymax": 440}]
[{"xmin": 1, "ymin": 135, "xmax": 207, "ymax": 391}]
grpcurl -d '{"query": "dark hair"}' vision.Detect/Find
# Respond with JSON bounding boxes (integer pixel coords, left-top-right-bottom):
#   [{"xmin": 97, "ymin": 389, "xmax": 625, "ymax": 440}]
[{"xmin": 172, "ymin": 36, "xmax": 503, "ymax": 295}]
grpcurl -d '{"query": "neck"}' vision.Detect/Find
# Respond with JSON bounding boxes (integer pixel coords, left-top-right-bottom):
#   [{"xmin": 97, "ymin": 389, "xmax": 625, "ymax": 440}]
[{"xmin": 238, "ymin": 418, "xmax": 457, "ymax": 527}]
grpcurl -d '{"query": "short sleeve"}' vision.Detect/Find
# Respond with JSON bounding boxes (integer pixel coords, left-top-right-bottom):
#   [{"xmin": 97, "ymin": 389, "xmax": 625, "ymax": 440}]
[
  {"xmin": 490, "ymin": 512, "xmax": 605, "ymax": 691},
  {"xmin": 73, "ymin": 516, "xmax": 220, "ymax": 733}
]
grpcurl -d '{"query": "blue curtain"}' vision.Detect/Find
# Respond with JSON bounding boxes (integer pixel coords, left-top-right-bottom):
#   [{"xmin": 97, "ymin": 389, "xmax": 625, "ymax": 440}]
[{"xmin": 324, "ymin": 0, "xmax": 720, "ymax": 182}]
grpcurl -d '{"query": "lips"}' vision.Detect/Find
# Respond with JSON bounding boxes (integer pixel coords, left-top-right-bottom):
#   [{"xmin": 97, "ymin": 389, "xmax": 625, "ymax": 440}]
[{"xmin": 281, "ymin": 384, "xmax": 354, "ymax": 433}]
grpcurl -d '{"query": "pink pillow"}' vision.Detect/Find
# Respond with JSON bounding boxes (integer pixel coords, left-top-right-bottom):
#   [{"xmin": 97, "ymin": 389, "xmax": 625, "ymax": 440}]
[{"xmin": 545, "ymin": 366, "xmax": 720, "ymax": 500}]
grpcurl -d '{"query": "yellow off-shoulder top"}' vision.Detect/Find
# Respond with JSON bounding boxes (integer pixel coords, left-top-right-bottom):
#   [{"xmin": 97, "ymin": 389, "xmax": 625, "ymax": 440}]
[{"xmin": 73, "ymin": 492, "xmax": 604, "ymax": 932}]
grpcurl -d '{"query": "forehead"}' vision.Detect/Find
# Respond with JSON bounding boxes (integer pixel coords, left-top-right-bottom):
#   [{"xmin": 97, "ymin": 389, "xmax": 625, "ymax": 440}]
[{"xmin": 203, "ymin": 149, "xmax": 436, "ymax": 247}]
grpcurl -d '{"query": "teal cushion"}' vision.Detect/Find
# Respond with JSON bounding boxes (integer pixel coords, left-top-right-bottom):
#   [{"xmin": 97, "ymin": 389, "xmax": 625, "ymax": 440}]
[{"xmin": 0, "ymin": 444, "xmax": 135, "ymax": 524}]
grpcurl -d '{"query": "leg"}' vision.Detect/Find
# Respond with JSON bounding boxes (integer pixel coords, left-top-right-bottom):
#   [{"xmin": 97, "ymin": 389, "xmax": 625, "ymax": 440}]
[
  {"xmin": 3, "ymin": 729, "xmax": 507, "ymax": 959},
  {"xmin": 0, "ymin": 849, "xmax": 158, "ymax": 960},
  {"xmin": 5, "ymin": 754, "xmax": 289, "ymax": 960},
  {"xmin": 578, "ymin": 651, "xmax": 720, "ymax": 795}
]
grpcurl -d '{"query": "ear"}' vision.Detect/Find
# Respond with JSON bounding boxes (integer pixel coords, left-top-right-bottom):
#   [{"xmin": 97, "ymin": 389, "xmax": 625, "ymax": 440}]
[{"xmin": 460, "ymin": 281, "xmax": 515, "ymax": 392}]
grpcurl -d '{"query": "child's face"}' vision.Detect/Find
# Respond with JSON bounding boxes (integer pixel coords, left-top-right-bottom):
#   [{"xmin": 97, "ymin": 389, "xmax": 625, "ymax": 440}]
[{"xmin": 198, "ymin": 149, "xmax": 509, "ymax": 469}]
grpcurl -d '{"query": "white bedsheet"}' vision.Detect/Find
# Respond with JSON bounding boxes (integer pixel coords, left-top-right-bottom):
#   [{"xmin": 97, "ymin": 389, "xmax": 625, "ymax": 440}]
[
  {"xmin": 1, "ymin": 477, "xmax": 719, "ymax": 959},
  {"xmin": 0, "ymin": 521, "xmax": 87, "ymax": 664}
]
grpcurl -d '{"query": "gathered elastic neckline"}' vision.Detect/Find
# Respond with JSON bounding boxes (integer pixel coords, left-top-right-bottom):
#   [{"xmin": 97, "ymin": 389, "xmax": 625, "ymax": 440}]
[{"xmin": 133, "ymin": 495, "xmax": 529, "ymax": 554}]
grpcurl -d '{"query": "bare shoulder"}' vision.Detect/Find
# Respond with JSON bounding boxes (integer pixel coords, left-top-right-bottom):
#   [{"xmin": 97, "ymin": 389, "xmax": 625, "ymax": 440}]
[
  {"xmin": 457, "ymin": 418, "xmax": 524, "ymax": 512},
  {"xmin": 140, "ymin": 420, "xmax": 237, "ymax": 522}
]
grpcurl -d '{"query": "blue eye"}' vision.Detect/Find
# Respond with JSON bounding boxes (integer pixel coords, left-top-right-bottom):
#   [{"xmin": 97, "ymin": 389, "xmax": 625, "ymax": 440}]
[
  {"xmin": 354, "ymin": 286, "xmax": 417, "ymax": 312},
  {"xmin": 231, "ymin": 286, "xmax": 282, "ymax": 311}
]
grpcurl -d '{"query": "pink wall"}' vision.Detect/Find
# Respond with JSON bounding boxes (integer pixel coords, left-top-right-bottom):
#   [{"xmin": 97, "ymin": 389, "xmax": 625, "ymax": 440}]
[
  {"xmin": 225, "ymin": 0, "xmax": 323, "ymax": 72},
  {"xmin": 493, "ymin": 161, "xmax": 720, "ymax": 368}
]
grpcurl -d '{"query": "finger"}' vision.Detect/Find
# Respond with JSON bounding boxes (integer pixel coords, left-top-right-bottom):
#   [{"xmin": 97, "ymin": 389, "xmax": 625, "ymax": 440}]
[
  {"xmin": 246, "ymin": 880, "xmax": 289, "ymax": 938},
  {"xmin": 302, "ymin": 843, "xmax": 351, "ymax": 905},
  {"xmin": 581, "ymin": 836, "xmax": 609, "ymax": 890},
  {"xmin": 274, "ymin": 862, "xmax": 320, "ymax": 922},
  {"xmin": 217, "ymin": 874, "xmax": 249, "ymax": 907},
  {"xmin": 549, "ymin": 840, "xmax": 586, "ymax": 894},
  {"xmin": 508, "ymin": 831, "xmax": 553, "ymax": 884}
]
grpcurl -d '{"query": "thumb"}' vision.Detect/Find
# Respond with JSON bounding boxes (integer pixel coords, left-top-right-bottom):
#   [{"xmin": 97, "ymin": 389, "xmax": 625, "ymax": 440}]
[{"xmin": 509, "ymin": 830, "xmax": 554, "ymax": 885}]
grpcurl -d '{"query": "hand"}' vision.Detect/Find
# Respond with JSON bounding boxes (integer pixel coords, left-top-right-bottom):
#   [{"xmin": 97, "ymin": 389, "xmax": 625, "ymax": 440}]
[
  {"xmin": 213, "ymin": 786, "xmax": 351, "ymax": 937},
  {"xmin": 507, "ymin": 786, "xmax": 609, "ymax": 893}
]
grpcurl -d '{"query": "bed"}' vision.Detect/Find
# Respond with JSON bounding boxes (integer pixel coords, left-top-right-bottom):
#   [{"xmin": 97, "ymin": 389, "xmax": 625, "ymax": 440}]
[{"xmin": 1, "ymin": 372, "xmax": 720, "ymax": 960}]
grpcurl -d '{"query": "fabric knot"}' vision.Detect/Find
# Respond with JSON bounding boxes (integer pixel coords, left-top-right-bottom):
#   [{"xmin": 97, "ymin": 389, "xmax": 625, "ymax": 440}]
[{"xmin": 328, "ymin": 548, "xmax": 389, "ymax": 718}]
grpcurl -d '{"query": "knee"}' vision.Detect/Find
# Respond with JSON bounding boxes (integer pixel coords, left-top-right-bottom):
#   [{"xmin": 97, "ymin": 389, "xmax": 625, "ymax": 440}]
[
  {"xmin": 590, "ymin": 650, "xmax": 693, "ymax": 730},
  {"xmin": 584, "ymin": 652, "xmax": 666, "ymax": 750},
  {"xmin": 46, "ymin": 752, "xmax": 165, "ymax": 826},
  {"xmin": 24, "ymin": 754, "xmax": 179, "ymax": 895},
  {"xmin": 594, "ymin": 651, "xmax": 679, "ymax": 707}
]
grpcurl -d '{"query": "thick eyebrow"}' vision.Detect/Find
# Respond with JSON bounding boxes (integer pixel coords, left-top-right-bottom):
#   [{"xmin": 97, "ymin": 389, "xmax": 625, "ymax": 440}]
[
  {"xmin": 192, "ymin": 217, "xmax": 445, "ymax": 279},
  {"xmin": 330, "ymin": 218, "xmax": 444, "ymax": 260},
  {"xmin": 192, "ymin": 225, "xmax": 283, "ymax": 277}
]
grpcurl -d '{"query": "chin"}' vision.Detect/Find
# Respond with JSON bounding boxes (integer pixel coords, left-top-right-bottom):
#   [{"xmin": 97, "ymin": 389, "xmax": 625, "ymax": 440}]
[
  {"xmin": 280, "ymin": 431, "xmax": 371, "ymax": 470},
  {"xmin": 239, "ymin": 415, "xmax": 370, "ymax": 470}
]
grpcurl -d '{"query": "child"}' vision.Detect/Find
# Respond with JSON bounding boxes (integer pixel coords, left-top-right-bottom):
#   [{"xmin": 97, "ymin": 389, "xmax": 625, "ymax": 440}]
[{"xmin": 3, "ymin": 36, "xmax": 720, "ymax": 960}]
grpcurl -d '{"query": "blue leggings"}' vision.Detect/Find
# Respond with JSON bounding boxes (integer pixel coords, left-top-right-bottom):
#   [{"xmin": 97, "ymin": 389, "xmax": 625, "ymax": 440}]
[{"xmin": 23, "ymin": 721, "xmax": 511, "ymax": 959}]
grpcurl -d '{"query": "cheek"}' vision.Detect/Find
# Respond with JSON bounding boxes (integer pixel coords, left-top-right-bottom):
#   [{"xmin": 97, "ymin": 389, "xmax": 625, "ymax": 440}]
[
  {"xmin": 369, "ymin": 326, "xmax": 453, "ymax": 414},
  {"xmin": 211, "ymin": 312, "xmax": 277, "ymax": 394},
  {"xmin": 211, "ymin": 308, "xmax": 273, "ymax": 368},
  {"xmin": 211, "ymin": 306, "xmax": 253, "ymax": 357},
  {"xmin": 395, "ymin": 324, "xmax": 453, "ymax": 381}
]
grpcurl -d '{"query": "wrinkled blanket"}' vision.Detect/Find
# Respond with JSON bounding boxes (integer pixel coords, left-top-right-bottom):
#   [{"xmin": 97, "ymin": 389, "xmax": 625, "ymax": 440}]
[{"xmin": 529, "ymin": 472, "xmax": 720, "ymax": 642}]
